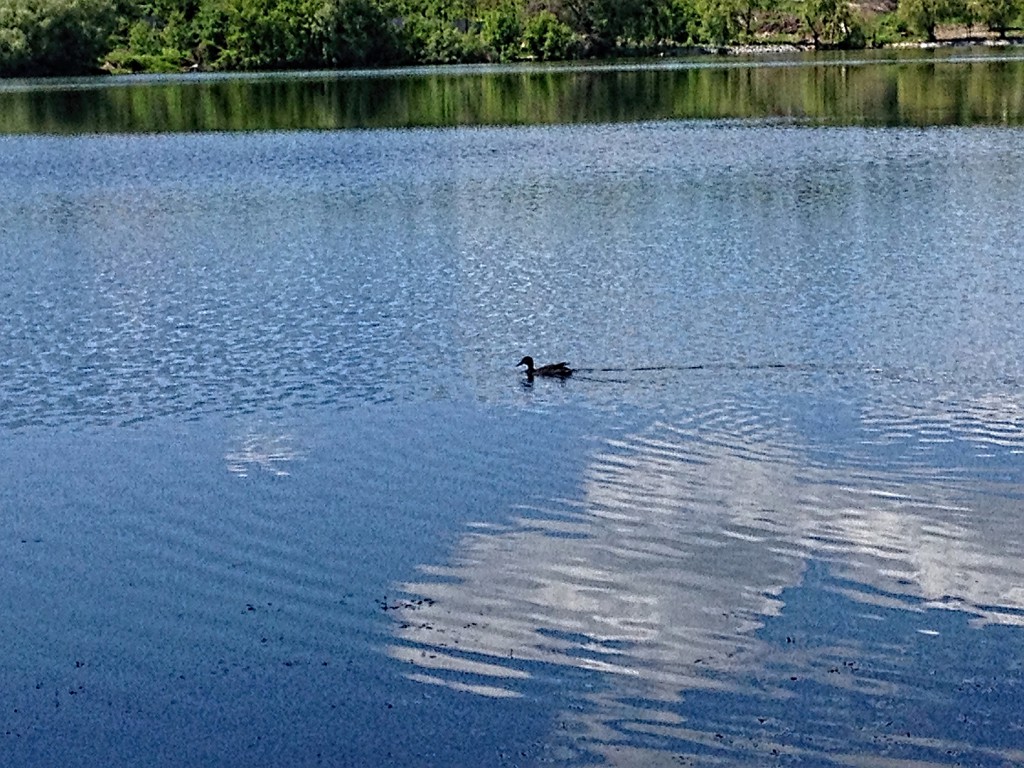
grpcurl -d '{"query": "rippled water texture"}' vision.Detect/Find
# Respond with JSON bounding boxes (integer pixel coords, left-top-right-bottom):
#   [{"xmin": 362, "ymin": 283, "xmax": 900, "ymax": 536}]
[{"xmin": 2, "ymin": 116, "xmax": 1024, "ymax": 767}]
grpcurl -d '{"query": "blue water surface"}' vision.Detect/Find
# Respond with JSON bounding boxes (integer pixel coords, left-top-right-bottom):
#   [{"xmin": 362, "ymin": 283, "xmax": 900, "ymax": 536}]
[{"xmin": 2, "ymin": 115, "xmax": 1024, "ymax": 767}]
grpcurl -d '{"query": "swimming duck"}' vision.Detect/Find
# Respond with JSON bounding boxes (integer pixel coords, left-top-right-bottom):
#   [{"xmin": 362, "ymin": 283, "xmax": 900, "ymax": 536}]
[{"xmin": 517, "ymin": 356, "xmax": 573, "ymax": 378}]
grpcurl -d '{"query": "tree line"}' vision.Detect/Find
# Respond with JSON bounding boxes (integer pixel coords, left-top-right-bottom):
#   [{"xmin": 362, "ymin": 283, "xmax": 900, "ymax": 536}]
[{"xmin": 1, "ymin": 0, "xmax": 1022, "ymax": 77}]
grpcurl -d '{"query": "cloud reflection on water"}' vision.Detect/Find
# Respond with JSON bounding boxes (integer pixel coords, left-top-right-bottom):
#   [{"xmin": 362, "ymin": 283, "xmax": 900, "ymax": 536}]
[
  {"xmin": 224, "ymin": 426, "xmax": 303, "ymax": 477},
  {"xmin": 386, "ymin": 399, "xmax": 1024, "ymax": 764}
]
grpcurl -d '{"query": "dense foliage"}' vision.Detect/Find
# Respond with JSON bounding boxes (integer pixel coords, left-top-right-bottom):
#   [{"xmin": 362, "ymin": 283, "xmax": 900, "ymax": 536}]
[
  {"xmin": 1, "ymin": 0, "xmax": 116, "ymax": 74},
  {"xmin": 1, "ymin": 0, "xmax": 1022, "ymax": 76}
]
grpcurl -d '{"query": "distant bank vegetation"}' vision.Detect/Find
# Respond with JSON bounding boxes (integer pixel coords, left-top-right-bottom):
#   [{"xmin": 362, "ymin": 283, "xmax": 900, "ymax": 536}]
[{"xmin": 1, "ymin": 0, "xmax": 1022, "ymax": 76}]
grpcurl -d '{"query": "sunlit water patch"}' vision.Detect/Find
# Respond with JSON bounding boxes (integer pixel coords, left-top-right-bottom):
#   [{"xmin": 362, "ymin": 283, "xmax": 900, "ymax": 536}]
[{"xmin": 2, "ymin": 124, "xmax": 1024, "ymax": 428}]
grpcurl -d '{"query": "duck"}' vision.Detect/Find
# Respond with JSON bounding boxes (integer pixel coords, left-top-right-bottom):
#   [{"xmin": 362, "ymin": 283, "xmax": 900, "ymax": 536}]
[{"xmin": 517, "ymin": 356, "xmax": 573, "ymax": 378}]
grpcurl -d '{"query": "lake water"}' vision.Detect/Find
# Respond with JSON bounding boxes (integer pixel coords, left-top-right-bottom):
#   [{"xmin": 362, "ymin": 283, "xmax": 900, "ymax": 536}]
[{"xmin": 3, "ymin": 54, "xmax": 1024, "ymax": 767}]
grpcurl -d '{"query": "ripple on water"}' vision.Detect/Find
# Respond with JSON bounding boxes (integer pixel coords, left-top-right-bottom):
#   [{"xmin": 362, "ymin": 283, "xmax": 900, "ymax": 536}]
[{"xmin": 5, "ymin": 125, "xmax": 1024, "ymax": 429}]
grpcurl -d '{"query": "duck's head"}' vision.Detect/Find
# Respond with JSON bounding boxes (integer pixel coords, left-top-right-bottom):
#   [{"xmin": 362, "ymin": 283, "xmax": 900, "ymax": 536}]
[{"xmin": 517, "ymin": 356, "xmax": 534, "ymax": 369}]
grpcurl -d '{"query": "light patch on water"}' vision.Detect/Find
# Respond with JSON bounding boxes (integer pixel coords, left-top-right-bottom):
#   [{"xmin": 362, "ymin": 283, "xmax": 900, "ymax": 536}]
[{"xmin": 224, "ymin": 429, "xmax": 303, "ymax": 477}]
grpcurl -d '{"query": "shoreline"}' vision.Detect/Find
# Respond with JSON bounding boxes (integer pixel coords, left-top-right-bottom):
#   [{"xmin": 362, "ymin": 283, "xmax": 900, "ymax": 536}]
[
  {"xmin": 709, "ymin": 34, "xmax": 1024, "ymax": 58},
  {"xmin": 129, "ymin": 36, "xmax": 1024, "ymax": 75}
]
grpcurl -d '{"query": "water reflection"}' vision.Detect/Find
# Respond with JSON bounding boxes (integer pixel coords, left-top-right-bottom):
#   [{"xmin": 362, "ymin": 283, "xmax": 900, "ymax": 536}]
[
  {"xmin": 2, "ymin": 50, "xmax": 1024, "ymax": 134},
  {"xmin": 224, "ymin": 425, "xmax": 303, "ymax": 476},
  {"xmin": 387, "ymin": 399, "xmax": 1024, "ymax": 762}
]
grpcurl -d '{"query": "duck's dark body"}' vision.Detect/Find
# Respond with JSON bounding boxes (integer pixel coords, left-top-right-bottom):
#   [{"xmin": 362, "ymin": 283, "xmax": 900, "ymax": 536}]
[{"xmin": 517, "ymin": 356, "xmax": 573, "ymax": 378}]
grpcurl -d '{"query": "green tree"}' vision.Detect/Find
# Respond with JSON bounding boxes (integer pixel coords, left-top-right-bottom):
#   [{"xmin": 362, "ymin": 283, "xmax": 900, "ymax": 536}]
[
  {"xmin": 899, "ymin": 0, "xmax": 952, "ymax": 40},
  {"xmin": 968, "ymin": 0, "xmax": 1019, "ymax": 34},
  {"xmin": 109, "ymin": 0, "xmax": 201, "ymax": 70},
  {"xmin": 695, "ymin": 0, "xmax": 738, "ymax": 45},
  {"xmin": 662, "ymin": 0, "xmax": 698, "ymax": 44},
  {"xmin": 208, "ymin": 0, "xmax": 323, "ymax": 69},
  {"xmin": 398, "ymin": 13, "xmax": 485, "ymax": 63},
  {"xmin": 480, "ymin": 1, "xmax": 522, "ymax": 60},
  {"xmin": 0, "ymin": 0, "xmax": 116, "ymax": 75},
  {"xmin": 600, "ymin": 0, "xmax": 664, "ymax": 43},
  {"xmin": 734, "ymin": 0, "xmax": 762, "ymax": 37},
  {"xmin": 522, "ymin": 9, "xmax": 577, "ymax": 59},
  {"xmin": 315, "ymin": 0, "xmax": 401, "ymax": 67},
  {"xmin": 804, "ymin": 0, "xmax": 863, "ymax": 47},
  {"xmin": 558, "ymin": 0, "xmax": 675, "ymax": 48}
]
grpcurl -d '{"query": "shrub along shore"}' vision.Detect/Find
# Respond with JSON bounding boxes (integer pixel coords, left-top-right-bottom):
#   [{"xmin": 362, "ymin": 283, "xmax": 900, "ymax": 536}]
[{"xmin": 1, "ymin": 0, "xmax": 1022, "ymax": 77}]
